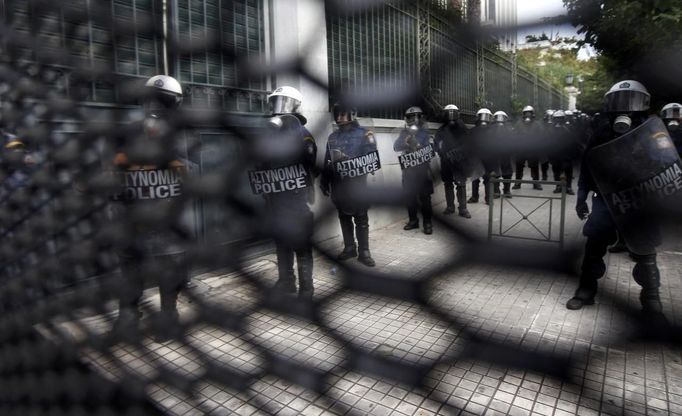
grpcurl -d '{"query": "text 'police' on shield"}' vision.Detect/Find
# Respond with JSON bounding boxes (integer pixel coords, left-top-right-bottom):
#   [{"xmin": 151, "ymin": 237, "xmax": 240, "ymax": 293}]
[
  {"xmin": 334, "ymin": 150, "xmax": 381, "ymax": 179},
  {"xmin": 249, "ymin": 163, "xmax": 309, "ymax": 195},
  {"xmin": 111, "ymin": 167, "xmax": 184, "ymax": 201},
  {"xmin": 609, "ymin": 162, "xmax": 682, "ymax": 215},
  {"xmin": 399, "ymin": 145, "xmax": 435, "ymax": 170}
]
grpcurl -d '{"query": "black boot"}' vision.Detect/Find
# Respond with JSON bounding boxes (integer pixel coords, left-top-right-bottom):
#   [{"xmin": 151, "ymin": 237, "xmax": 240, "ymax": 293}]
[
  {"xmin": 355, "ymin": 214, "xmax": 376, "ymax": 267},
  {"xmin": 337, "ymin": 214, "xmax": 357, "ymax": 260},
  {"xmin": 633, "ymin": 256, "xmax": 663, "ymax": 314},
  {"xmin": 512, "ymin": 175, "xmax": 522, "ymax": 189},
  {"xmin": 502, "ymin": 178, "xmax": 513, "ymax": 198},
  {"xmin": 155, "ymin": 283, "xmax": 183, "ymax": 343},
  {"xmin": 533, "ymin": 183, "xmax": 543, "ymax": 190},
  {"xmin": 275, "ymin": 245, "xmax": 297, "ymax": 294},
  {"xmin": 566, "ymin": 276, "xmax": 598, "ymax": 310},
  {"xmin": 468, "ymin": 179, "xmax": 480, "ymax": 203},
  {"xmin": 422, "ymin": 195, "xmax": 433, "ymax": 235},
  {"xmin": 443, "ymin": 186, "xmax": 456, "ymax": 215},
  {"xmin": 456, "ymin": 186, "xmax": 471, "ymax": 218},
  {"xmin": 403, "ymin": 219, "xmax": 419, "ymax": 230},
  {"xmin": 111, "ymin": 307, "xmax": 142, "ymax": 342},
  {"xmin": 297, "ymin": 250, "xmax": 314, "ymax": 300}
]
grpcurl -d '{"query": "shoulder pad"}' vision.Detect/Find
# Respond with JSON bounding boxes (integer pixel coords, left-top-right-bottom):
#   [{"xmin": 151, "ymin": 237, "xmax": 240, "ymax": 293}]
[{"xmin": 303, "ymin": 136, "xmax": 315, "ymax": 144}]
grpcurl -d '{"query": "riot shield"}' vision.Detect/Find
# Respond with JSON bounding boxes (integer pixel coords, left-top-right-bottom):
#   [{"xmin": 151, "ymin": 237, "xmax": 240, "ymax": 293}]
[
  {"xmin": 438, "ymin": 127, "xmax": 485, "ymax": 179},
  {"xmin": 587, "ymin": 117, "xmax": 682, "ymax": 255},
  {"xmin": 327, "ymin": 126, "xmax": 381, "ymax": 180},
  {"xmin": 248, "ymin": 114, "xmax": 312, "ymax": 195}
]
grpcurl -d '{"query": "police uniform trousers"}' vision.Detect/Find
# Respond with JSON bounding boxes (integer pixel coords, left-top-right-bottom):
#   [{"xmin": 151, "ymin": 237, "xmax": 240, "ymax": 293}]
[
  {"xmin": 471, "ymin": 159, "xmax": 500, "ymax": 201},
  {"xmin": 404, "ymin": 175, "xmax": 433, "ymax": 225},
  {"xmin": 440, "ymin": 158, "xmax": 468, "ymax": 211},
  {"xmin": 118, "ymin": 252, "xmax": 189, "ymax": 319},
  {"xmin": 515, "ymin": 156, "xmax": 540, "ymax": 181},
  {"xmin": 541, "ymin": 161, "xmax": 550, "ymax": 180},
  {"xmin": 577, "ymin": 195, "xmax": 661, "ymax": 311},
  {"xmin": 551, "ymin": 157, "xmax": 574, "ymax": 188},
  {"xmin": 269, "ymin": 202, "xmax": 314, "ymax": 297}
]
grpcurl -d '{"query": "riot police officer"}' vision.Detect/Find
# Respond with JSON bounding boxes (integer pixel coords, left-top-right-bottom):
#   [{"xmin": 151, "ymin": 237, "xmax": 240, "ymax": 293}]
[
  {"xmin": 321, "ymin": 102, "xmax": 377, "ymax": 267},
  {"xmin": 469, "ymin": 109, "xmax": 499, "ymax": 204},
  {"xmin": 434, "ymin": 104, "xmax": 471, "ymax": 218},
  {"xmin": 661, "ymin": 103, "xmax": 682, "ymax": 153},
  {"xmin": 548, "ymin": 110, "xmax": 577, "ymax": 195},
  {"xmin": 541, "ymin": 109, "xmax": 555, "ymax": 181},
  {"xmin": 492, "ymin": 111, "xmax": 514, "ymax": 198},
  {"xmin": 513, "ymin": 105, "xmax": 543, "ymax": 190},
  {"xmin": 109, "ymin": 75, "xmax": 191, "ymax": 341},
  {"xmin": 568, "ymin": 80, "xmax": 664, "ymax": 314},
  {"xmin": 394, "ymin": 107, "xmax": 434, "ymax": 234},
  {"xmin": 259, "ymin": 86, "xmax": 317, "ymax": 298}
]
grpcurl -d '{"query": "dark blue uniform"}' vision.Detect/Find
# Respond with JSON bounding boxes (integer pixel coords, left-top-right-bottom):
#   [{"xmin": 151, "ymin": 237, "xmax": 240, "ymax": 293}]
[
  {"xmin": 569, "ymin": 115, "xmax": 662, "ymax": 312},
  {"xmin": 321, "ymin": 121, "xmax": 377, "ymax": 265},
  {"xmin": 434, "ymin": 120, "xmax": 471, "ymax": 215},
  {"xmin": 513, "ymin": 120, "xmax": 542, "ymax": 188},
  {"xmin": 263, "ymin": 116, "xmax": 317, "ymax": 297},
  {"xmin": 470, "ymin": 123, "xmax": 500, "ymax": 203},
  {"xmin": 394, "ymin": 126, "xmax": 434, "ymax": 231}
]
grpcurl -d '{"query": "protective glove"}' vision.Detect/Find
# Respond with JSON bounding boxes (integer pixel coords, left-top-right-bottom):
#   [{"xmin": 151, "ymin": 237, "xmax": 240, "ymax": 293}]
[{"xmin": 576, "ymin": 200, "xmax": 589, "ymax": 220}]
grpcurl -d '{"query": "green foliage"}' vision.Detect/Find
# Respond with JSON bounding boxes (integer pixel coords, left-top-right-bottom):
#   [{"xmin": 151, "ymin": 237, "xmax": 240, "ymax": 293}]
[
  {"xmin": 516, "ymin": 46, "xmax": 614, "ymax": 113},
  {"xmin": 563, "ymin": 0, "xmax": 682, "ymax": 106},
  {"xmin": 563, "ymin": 0, "xmax": 682, "ymax": 67}
]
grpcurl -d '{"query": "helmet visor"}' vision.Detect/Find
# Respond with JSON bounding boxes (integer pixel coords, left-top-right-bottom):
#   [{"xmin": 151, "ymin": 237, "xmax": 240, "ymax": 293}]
[
  {"xmin": 405, "ymin": 113, "xmax": 422, "ymax": 126},
  {"xmin": 270, "ymin": 96, "xmax": 300, "ymax": 115},
  {"xmin": 333, "ymin": 105, "xmax": 355, "ymax": 123},
  {"xmin": 605, "ymin": 90, "xmax": 650, "ymax": 112},
  {"xmin": 494, "ymin": 114, "xmax": 507, "ymax": 123},
  {"xmin": 662, "ymin": 107, "xmax": 681, "ymax": 120},
  {"xmin": 143, "ymin": 90, "xmax": 182, "ymax": 113},
  {"xmin": 522, "ymin": 111, "xmax": 534, "ymax": 119},
  {"xmin": 478, "ymin": 113, "xmax": 492, "ymax": 123},
  {"xmin": 446, "ymin": 109, "xmax": 459, "ymax": 121}
]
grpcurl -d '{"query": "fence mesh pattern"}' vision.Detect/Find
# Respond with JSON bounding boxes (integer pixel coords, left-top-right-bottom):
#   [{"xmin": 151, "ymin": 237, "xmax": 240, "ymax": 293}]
[{"xmin": 0, "ymin": 1, "xmax": 679, "ymax": 416}]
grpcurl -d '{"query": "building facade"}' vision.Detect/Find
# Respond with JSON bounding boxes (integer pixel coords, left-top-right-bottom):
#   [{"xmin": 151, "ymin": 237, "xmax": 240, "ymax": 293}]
[{"xmin": 1, "ymin": 0, "xmax": 564, "ymax": 249}]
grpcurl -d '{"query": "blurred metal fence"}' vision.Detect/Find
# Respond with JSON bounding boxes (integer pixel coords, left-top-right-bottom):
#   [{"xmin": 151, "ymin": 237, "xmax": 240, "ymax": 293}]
[
  {"xmin": 326, "ymin": 0, "xmax": 565, "ymax": 118},
  {"xmin": 0, "ymin": 1, "xmax": 675, "ymax": 416}
]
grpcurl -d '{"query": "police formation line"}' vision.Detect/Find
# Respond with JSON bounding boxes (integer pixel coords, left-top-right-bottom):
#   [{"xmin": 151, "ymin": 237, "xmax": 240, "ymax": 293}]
[{"xmin": 3, "ymin": 75, "xmax": 681, "ymax": 342}]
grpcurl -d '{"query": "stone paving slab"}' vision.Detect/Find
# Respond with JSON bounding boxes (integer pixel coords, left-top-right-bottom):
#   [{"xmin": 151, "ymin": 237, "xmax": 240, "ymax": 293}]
[{"xmin": 45, "ymin": 185, "xmax": 682, "ymax": 415}]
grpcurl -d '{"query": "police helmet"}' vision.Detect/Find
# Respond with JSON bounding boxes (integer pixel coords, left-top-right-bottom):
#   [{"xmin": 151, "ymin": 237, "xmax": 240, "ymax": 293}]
[
  {"xmin": 552, "ymin": 110, "xmax": 566, "ymax": 124},
  {"xmin": 269, "ymin": 86, "xmax": 303, "ymax": 115},
  {"xmin": 443, "ymin": 104, "xmax": 460, "ymax": 122},
  {"xmin": 522, "ymin": 105, "xmax": 535, "ymax": 119},
  {"xmin": 493, "ymin": 111, "xmax": 509, "ymax": 123},
  {"xmin": 604, "ymin": 80, "xmax": 650, "ymax": 113},
  {"xmin": 144, "ymin": 75, "xmax": 183, "ymax": 111},
  {"xmin": 405, "ymin": 106, "xmax": 424, "ymax": 126},
  {"xmin": 544, "ymin": 109, "xmax": 555, "ymax": 122},
  {"xmin": 332, "ymin": 102, "xmax": 357, "ymax": 125},
  {"xmin": 476, "ymin": 108, "xmax": 493, "ymax": 124},
  {"xmin": 661, "ymin": 103, "xmax": 682, "ymax": 120}
]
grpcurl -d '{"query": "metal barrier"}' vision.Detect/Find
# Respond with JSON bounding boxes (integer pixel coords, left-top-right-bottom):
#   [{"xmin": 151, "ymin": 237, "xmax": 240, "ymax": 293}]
[{"xmin": 488, "ymin": 178, "xmax": 567, "ymax": 248}]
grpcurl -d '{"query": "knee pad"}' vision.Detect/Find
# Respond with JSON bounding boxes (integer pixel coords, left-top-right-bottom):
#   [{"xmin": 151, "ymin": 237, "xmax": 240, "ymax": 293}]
[{"xmin": 632, "ymin": 256, "xmax": 660, "ymax": 288}]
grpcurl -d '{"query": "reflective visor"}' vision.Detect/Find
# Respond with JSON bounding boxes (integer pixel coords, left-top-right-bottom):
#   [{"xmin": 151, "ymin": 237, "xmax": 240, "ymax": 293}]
[
  {"xmin": 522, "ymin": 111, "xmax": 533, "ymax": 119},
  {"xmin": 447, "ymin": 110, "xmax": 459, "ymax": 121},
  {"xmin": 494, "ymin": 114, "xmax": 506, "ymax": 123},
  {"xmin": 662, "ymin": 107, "xmax": 681, "ymax": 119},
  {"xmin": 605, "ymin": 91, "xmax": 650, "ymax": 112},
  {"xmin": 143, "ymin": 90, "xmax": 181, "ymax": 116},
  {"xmin": 270, "ymin": 96, "xmax": 300, "ymax": 115},
  {"xmin": 478, "ymin": 113, "xmax": 492, "ymax": 123},
  {"xmin": 405, "ymin": 113, "xmax": 422, "ymax": 125}
]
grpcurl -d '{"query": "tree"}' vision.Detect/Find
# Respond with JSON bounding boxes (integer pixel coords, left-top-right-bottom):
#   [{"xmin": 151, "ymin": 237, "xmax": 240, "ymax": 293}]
[{"xmin": 563, "ymin": 0, "xmax": 682, "ymax": 107}]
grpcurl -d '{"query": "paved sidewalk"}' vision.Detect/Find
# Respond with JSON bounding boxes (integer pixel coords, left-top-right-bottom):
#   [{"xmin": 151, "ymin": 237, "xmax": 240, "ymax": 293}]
[{"xmin": 50, "ymin": 185, "xmax": 682, "ymax": 415}]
